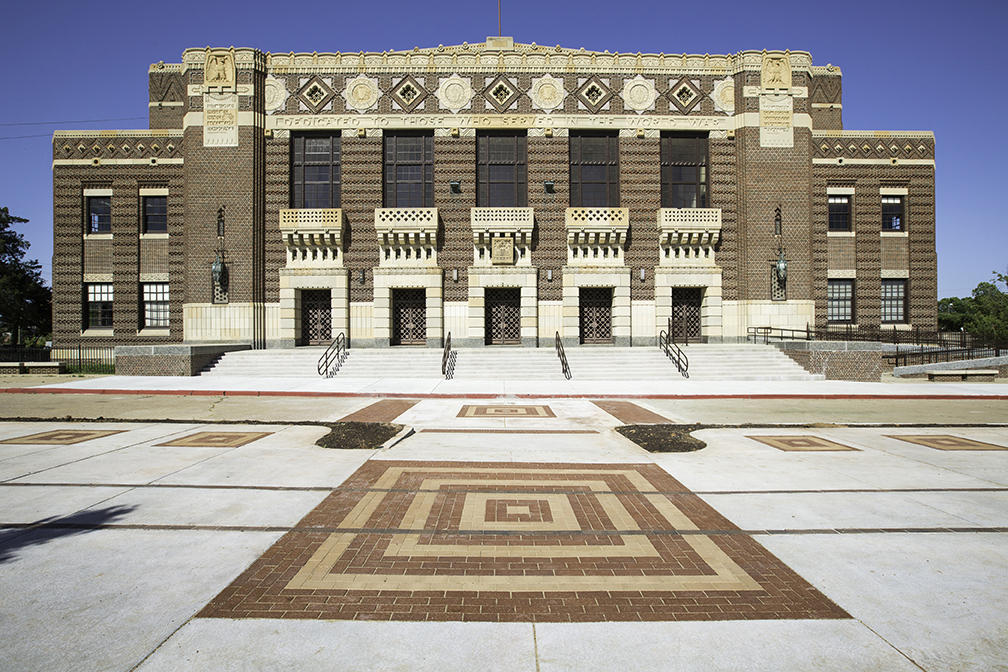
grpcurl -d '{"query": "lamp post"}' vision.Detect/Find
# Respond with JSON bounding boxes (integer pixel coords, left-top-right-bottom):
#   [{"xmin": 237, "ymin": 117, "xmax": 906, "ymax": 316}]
[{"xmin": 211, "ymin": 206, "xmax": 227, "ymax": 301}]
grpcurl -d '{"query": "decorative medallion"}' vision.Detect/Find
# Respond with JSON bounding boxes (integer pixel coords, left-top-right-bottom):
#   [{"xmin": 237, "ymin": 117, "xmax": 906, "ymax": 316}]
[
  {"xmin": 483, "ymin": 75, "xmax": 520, "ymax": 112},
  {"xmin": 390, "ymin": 75, "xmax": 428, "ymax": 112},
  {"xmin": 711, "ymin": 77, "xmax": 735, "ymax": 115},
  {"xmin": 620, "ymin": 75, "xmax": 657, "ymax": 114},
  {"xmin": 761, "ymin": 52, "xmax": 792, "ymax": 90},
  {"xmin": 528, "ymin": 74, "xmax": 566, "ymax": 111},
  {"xmin": 342, "ymin": 75, "xmax": 381, "ymax": 113},
  {"xmin": 575, "ymin": 76, "xmax": 613, "ymax": 114},
  {"xmin": 436, "ymin": 74, "xmax": 474, "ymax": 112},
  {"xmin": 668, "ymin": 77, "xmax": 703, "ymax": 114},
  {"xmin": 297, "ymin": 76, "xmax": 336, "ymax": 114},
  {"xmin": 203, "ymin": 48, "xmax": 235, "ymax": 87},
  {"xmin": 264, "ymin": 76, "xmax": 289, "ymax": 113}
]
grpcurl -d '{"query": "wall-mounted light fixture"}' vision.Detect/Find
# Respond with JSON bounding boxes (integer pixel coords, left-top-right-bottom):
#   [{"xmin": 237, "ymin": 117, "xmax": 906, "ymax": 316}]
[
  {"xmin": 452, "ymin": 268, "xmax": 458, "ymax": 282},
  {"xmin": 774, "ymin": 206, "xmax": 782, "ymax": 237},
  {"xmin": 359, "ymin": 269, "xmax": 366, "ymax": 284},
  {"xmin": 640, "ymin": 268, "xmax": 646, "ymax": 282},
  {"xmin": 543, "ymin": 180, "xmax": 555, "ymax": 194},
  {"xmin": 547, "ymin": 269, "xmax": 553, "ymax": 281},
  {"xmin": 449, "ymin": 180, "xmax": 462, "ymax": 194}
]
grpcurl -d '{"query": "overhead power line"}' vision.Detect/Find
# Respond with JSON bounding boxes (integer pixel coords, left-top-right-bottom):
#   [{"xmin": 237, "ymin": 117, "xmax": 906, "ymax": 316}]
[{"xmin": 0, "ymin": 116, "xmax": 146, "ymax": 127}]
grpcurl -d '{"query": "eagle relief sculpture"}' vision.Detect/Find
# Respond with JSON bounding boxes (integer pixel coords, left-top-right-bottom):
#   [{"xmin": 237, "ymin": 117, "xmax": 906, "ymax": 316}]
[{"xmin": 204, "ymin": 50, "xmax": 235, "ymax": 86}]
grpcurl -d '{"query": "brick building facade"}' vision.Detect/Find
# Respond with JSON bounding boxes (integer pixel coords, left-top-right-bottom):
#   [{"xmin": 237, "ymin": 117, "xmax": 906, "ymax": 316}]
[{"xmin": 52, "ymin": 39, "xmax": 937, "ymax": 351}]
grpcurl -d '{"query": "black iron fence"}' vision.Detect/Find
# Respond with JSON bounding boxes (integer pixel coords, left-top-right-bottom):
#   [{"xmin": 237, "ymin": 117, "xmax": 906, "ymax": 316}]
[{"xmin": 0, "ymin": 345, "xmax": 116, "ymax": 374}]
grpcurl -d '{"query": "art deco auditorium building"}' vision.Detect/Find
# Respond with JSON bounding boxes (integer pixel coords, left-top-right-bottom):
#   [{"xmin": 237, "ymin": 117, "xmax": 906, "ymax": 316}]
[{"xmin": 52, "ymin": 38, "xmax": 937, "ymax": 351}]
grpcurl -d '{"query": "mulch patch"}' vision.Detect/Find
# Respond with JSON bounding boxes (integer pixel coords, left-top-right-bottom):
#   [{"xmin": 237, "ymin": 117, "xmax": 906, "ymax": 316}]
[
  {"xmin": 616, "ymin": 423, "xmax": 707, "ymax": 452},
  {"xmin": 314, "ymin": 421, "xmax": 403, "ymax": 450}
]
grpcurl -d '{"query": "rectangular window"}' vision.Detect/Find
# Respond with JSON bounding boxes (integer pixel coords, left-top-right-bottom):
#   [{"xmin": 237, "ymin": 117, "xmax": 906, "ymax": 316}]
[
  {"xmin": 827, "ymin": 279, "xmax": 854, "ymax": 323},
  {"xmin": 85, "ymin": 283, "xmax": 114, "ymax": 328},
  {"xmin": 828, "ymin": 196, "xmax": 850, "ymax": 231},
  {"xmin": 570, "ymin": 133, "xmax": 619, "ymax": 207},
  {"xmin": 881, "ymin": 279, "xmax": 907, "ymax": 323},
  {"xmin": 384, "ymin": 133, "xmax": 434, "ymax": 208},
  {"xmin": 87, "ymin": 196, "xmax": 111, "ymax": 234},
  {"xmin": 142, "ymin": 283, "xmax": 170, "ymax": 328},
  {"xmin": 882, "ymin": 196, "xmax": 903, "ymax": 231},
  {"xmin": 661, "ymin": 134, "xmax": 708, "ymax": 208},
  {"xmin": 143, "ymin": 196, "xmax": 168, "ymax": 233},
  {"xmin": 477, "ymin": 133, "xmax": 527, "ymax": 207},
  {"xmin": 292, "ymin": 135, "xmax": 341, "ymax": 209}
]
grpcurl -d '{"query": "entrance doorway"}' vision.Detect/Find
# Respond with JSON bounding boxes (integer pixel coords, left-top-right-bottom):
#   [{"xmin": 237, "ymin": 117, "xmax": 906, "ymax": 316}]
[
  {"xmin": 391, "ymin": 288, "xmax": 427, "ymax": 346},
  {"xmin": 484, "ymin": 288, "xmax": 521, "ymax": 345},
  {"xmin": 670, "ymin": 287, "xmax": 702, "ymax": 343},
  {"xmin": 579, "ymin": 287, "xmax": 613, "ymax": 344},
  {"xmin": 300, "ymin": 289, "xmax": 332, "ymax": 345}
]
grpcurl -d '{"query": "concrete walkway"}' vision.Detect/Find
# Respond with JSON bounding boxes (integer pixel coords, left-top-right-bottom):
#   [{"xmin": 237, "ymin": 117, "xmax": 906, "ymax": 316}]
[{"xmin": 1, "ymin": 376, "xmax": 1006, "ymax": 671}]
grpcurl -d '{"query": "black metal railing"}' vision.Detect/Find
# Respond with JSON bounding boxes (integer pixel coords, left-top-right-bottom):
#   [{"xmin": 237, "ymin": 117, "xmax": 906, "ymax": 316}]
[
  {"xmin": 555, "ymin": 332, "xmax": 571, "ymax": 380},
  {"xmin": 0, "ymin": 345, "xmax": 116, "ymax": 374},
  {"xmin": 885, "ymin": 342, "xmax": 1006, "ymax": 368},
  {"xmin": 441, "ymin": 332, "xmax": 456, "ymax": 379},
  {"xmin": 659, "ymin": 322, "xmax": 689, "ymax": 378},
  {"xmin": 317, "ymin": 332, "xmax": 347, "ymax": 378}
]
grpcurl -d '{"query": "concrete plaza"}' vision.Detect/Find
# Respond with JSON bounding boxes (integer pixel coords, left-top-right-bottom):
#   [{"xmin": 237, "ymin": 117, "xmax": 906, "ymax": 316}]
[{"xmin": 0, "ymin": 374, "xmax": 1006, "ymax": 671}]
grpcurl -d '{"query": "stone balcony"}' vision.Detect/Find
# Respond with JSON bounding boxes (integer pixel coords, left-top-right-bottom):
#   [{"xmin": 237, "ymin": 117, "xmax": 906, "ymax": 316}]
[
  {"xmin": 657, "ymin": 207, "xmax": 721, "ymax": 266},
  {"xmin": 279, "ymin": 208, "xmax": 345, "ymax": 268},
  {"xmin": 564, "ymin": 207, "xmax": 629, "ymax": 266},
  {"xmin": 374, "ymin": 208, "xmax": 439, "ymax": 268},
  {"xmin": 470, "ymin": 207, "xmax": 534, "ymax": 266}
]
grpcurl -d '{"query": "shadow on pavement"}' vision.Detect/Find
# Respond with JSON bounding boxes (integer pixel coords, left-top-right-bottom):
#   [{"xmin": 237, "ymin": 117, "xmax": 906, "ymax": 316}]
[{"xmin": 0, "ymin": 505, "xmax": 138, "ymax": 564}]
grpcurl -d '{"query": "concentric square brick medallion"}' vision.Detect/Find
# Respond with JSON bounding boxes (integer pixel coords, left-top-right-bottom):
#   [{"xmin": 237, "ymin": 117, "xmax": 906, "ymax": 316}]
[
  {"xmin": 747, "ymin": 435, "xmax": 859, "ymax": 452},
  {"xmin": 457, "ymin": 405, "xmax": 556, "ymax": 418},
  {"xmin": 156, "ymin": 431, "xmax": 272, "ymax": 448},
  {"xmin": 0, "ymin": 429, "xmax": 125, "ymax": 445},
  {"xmin": 199, "ymin": 461, "xmax": 848, "ymax": 622},
  {"xmin": 886, "ymin": 435, "xmax": 1008, "ymax": 451}
]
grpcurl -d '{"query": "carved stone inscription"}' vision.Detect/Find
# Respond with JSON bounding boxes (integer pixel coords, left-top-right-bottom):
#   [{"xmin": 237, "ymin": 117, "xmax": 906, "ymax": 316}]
[
  {"xmin": 204, "ymin": 92, "xmax": 238, "ymax": 147},
  {"xmin": 759, "ymin": 95, "xmax": 793, "ymax": 148},
  {"xmin": 491, "ymin": 237, "xmax": 515, "ymax": 265}
]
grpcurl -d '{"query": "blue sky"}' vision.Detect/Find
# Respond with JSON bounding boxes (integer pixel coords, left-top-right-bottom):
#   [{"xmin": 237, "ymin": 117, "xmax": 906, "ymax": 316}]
[{"xmin": 2, "ymin": 0, "xmax": 1004, "ymax": 298}]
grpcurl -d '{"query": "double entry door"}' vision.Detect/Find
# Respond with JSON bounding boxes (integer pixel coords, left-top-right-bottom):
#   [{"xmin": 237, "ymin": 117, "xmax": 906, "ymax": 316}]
[
  {"xmin": 484, "ymin": 288, "xmax": 521, "ymax": 345},
  {"xmin": 670, "ymin": 287, "xmax": 702, "ymax": 343},
  {"xmin": 392, "ymin": 288, "xmax": 427, "ymax": 346},
  {"xmin": 300, "ymin": 289, "xmax": 331, "ymax": 345},
  {"xmin": 579, "ymin": 287, "xmax": 612, "ymax": 344}
]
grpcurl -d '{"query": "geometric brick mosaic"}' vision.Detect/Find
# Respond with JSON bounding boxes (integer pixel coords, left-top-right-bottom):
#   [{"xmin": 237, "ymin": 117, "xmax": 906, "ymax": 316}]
[
  {"xmin": 886, "ymin": 435, "xmax": 1008, "ymax": 451},
  {"xmin": 155, "ymin": 431, "xmax": 273, "ymax": 448},
  {"xmin": 747, "ymin": 436, "xmax": 860, "ymax": 452},
  {"xmin": 0, "ymin": 429, "xmax": 125, "ymax": 445},
  {"xmin": 592, "ymin": 400, "xmax": 670, "ymax": 424},
  {"xmin": 198, "ymin": 461, "xmax": 849, "ymax": 622},
  {"xmin": 339, "ymin": 399, "xmax": 419, "ymax": 423},
  {"xmin": 457, "ymin": 405, "xmax": 556, "ymax": 418}
]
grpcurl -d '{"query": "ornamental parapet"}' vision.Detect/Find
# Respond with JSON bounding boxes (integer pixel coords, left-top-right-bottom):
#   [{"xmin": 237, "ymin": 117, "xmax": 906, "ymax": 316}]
[
  {"xmin": 471, "ymin": 207, "xmax": 534, "ymax": 266},
  {"xmin": 374, "ymin": 208, "xmax": 439, "ymax": 268},
  {"xmin": 279, "ymin": 208, "xmax": 345, "ymax": 268},
  {"xmin": 657, "ymin": 207, "xmax": 721, "ymax": 266},
  {"xmin": 565, "ymin": 207, "xmax": 629, "ymax": 266}
]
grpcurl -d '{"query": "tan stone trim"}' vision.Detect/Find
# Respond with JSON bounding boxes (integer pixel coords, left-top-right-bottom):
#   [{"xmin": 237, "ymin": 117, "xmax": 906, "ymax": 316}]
[
  {"xmin": 827, "ymin": 269, "xmax": 857, "ymax": 278},
  {"xmin": 880, "ymin": 230, "xmax": 909, "ymax": 238},
  {"xmin": 813, "ymin": 158, "xmax": 935, "ymax": 166},
  {"xmin": 268, "ymin": 113, "xmax": 733, "ymax": 133},
  {"xmin": 880, "ymin": 186, "xmax": 909, "ymax": 195},
  {"xmin": 183, "ymin": 111, "xmax": 259, "ymax": 128},
  {"xmin": 881, "ymin": 269, "xmax": 910, "ymax": 278},
  {"xmin": 826, "ymin": 186, "xmax": 856, "ymax": 195},
  {"xmin": 812, "ymin": 130, "xmax": 934, "ymax": 140},
  {"xmin": 139, "ymin": 273, "xmax": 169, "ymax": 282},
  {"xmin": 54, "ymin": 158, "xmax": 183, "ymax": 167},
  {"xmin": 83, "ymin": 188, "xmax": 113, "ymax": 197},
  {"xmin": 82, "ymin": 233, "xmax": 113, "ymax": 241},
  {"xmin": 53, "ymin": 130, "xmax": 182, "ymax": 138},
  {"xmin": 739, "ymin": 112, "xmax": 812, "ymax": 129},
  {"xmin": 148, "ymin": 101, "xmax": 184, "ymax": 107},
  {"xmin": 138, "ymin": 327, "xmax": 170, "ymax": 337},
  {"xmin": 811, "ymin": 102, "xmax": 842, "ymax": 109},
  {"xmin": 139, "ymin": 187, "xmax": 169, "ymax": 196},
  {"xmin": 83, "ymin": 273, "xmax": 113, "ymax": 282},
  {"xmin": 827, "ymin": 231, "xmax": 855, "ymax": 238}
]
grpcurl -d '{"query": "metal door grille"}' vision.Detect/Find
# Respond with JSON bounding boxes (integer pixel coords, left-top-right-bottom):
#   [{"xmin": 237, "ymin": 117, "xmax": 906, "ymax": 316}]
[
  {"xmin": 485, "ymin": 288, "xmax": 521, "ymax": 345},
  {"xmin": 671, "ymin": 287, "xmax": 702, "ymax": 343},
  {"xmin": 579, "ymin": 287, "xmax": 613, "ymax": 344},
  {"xmin": 301, "ymin": 289, "xmax": 332, "ymax": 345},
  {"xmin": 392, "ymin": 288, "xmax": 427, "ymax": 345}
]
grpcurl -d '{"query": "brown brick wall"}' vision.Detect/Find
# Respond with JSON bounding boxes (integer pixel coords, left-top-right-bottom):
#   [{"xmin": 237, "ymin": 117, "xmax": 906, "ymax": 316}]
[
  {"xmin": 528, "ymin": 138, "xmax": 567, "ymax": 302},
  {"xmin": 780, "ymin": 348, "xmax": 888, "ymax": 381},
  {"xmin": 621, "ymin": 138, "xmax": 659, "ymax": 302},
  {"xmin": 341, "ymin": 137, "xmax": 381, "ymax": 304},
  {"xmin": 434, "ymin": 137, "xmax": 476, "ymax": 302},
  {"xmin": 828, "ymin": 237, "xmax": 856, "ymax": 270},
  {"xmin": 710, "ymin": 138, "xmax": 738, "ymax": 301}
]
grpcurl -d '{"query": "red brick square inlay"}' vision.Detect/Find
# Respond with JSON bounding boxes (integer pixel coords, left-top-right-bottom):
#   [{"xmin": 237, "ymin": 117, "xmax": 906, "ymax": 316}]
[
  {"xmin": 886, "ymin": 434, "xmax": 1008, "ymax": 451},
  {"xmin": 198, "ymin": 461, "xmax": 849, "ymax": 622}
]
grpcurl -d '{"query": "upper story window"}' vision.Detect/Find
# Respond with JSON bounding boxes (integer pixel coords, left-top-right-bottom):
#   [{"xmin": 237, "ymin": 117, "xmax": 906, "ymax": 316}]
[
  {"xmin": 142, "ymin": 196, "xmax": 168, "ymax": 233},
  {"xmin": 661, "ymin": 134, "xmax": 708, "ymax": 208},
  {"xmin": 384, "ymin": 132, "xmax": 434, "ymax": 208},
  {"xmin": 881, "ymin": 279, "xmax": 908, "ymax": 323},
  {"xmin": 882, "ymin": 196, "xmax": 903, "ymax": 231},
  {"xmin": 292, "ymin": 135, "xmax": 341, "ymax": 209},
  {"xmin": 85, "ymin": 283, "xmax": 113, "ymax": 328},
  {"xmin": 570, "ymin": 132, "xmax": 619, "ymax": 208},
  {"xmin": 87, "ymin": 196, "xmax": 111, "ymax": 234},
  {"xmin": 827, "ymin": 279, "xmax": 854, "ymax": 323},
  {"xmin": 477, "ymin": 133, "xmax": 527, "ymax": 207},
  {"xmin": 828, "ymin": 195, "xmax": 851, "ymax": 231}
]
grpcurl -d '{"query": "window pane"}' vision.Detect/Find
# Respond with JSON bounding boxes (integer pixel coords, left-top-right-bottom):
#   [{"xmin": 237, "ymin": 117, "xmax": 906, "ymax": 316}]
[
  {"xmin": 827, "ymin": 280, "xmax": 853, "ymax": 322},
  {"xmin": 143, "ymin": 196, "xmax": 167, "ymax": 233},
  {"xmin": 88, "ymin": 197, "xmax": 111, "ymax": 233},
  {"xmin": 396, "ymin": 136, "xmax": 423, "ymax": 163},
  {"xmin": 487, "ymin": 136, "xmax": 515, "ymax": 163},
  {"xmin": 828, "ymin": 196, "xmax": 850, "ymax": 231},
  {"xmin": 86, "ymin": 283, "xmax": 113, "ymax": 328},
  {"xmin": 292, "ymin": 134, "xmax": 340, "ymax": 209},
  {"xmin": 882, "ymin": 196, "xmax": 903, "ymax": 231},
  {"xmin": 881, "ymin": 279, "xmax": 906, "ymax": 323}
]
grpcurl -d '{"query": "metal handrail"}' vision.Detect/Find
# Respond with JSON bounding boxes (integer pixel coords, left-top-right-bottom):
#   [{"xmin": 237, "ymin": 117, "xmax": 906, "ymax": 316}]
[
  {"xmin": 659, "ymin": 328, "xmax": 689, "ymax": 378},
  {"xmin": 555, "ymin": 332, "xmax": 571, "ymax": 380},
  {"xmin": 442, "ymin": 332, "xmax": 456, "ymax": 379},
  {"xmin": 317, "ymin": 332, "xmax": 347, "ymax": 378}
]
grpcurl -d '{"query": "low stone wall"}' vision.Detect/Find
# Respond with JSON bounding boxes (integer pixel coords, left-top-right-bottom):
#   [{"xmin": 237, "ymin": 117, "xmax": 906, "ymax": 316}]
[
  {"xmin": 773, "ymin": 341, "xmax": 896, "ymax": 382},
  {"xmin": 893, "ymin": 356, "xmax": 1008, "ymax": 379},
  {"xmin": 114, "ymin": 343, "xmax": 251, "ymax": 376}
]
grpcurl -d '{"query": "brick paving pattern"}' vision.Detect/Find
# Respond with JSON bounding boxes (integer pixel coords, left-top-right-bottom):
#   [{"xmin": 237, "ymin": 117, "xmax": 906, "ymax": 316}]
[
  {"xmin": 457, "ymin": 405, "xmax": 556, "ymax": 418},
  {"xmin": 198, "ymin": 460, "xmax": 849, "ymax": 622},
  {"xmin": 592, "ymin": 400, "xmax": 670, "ymax": 425},
  {"xmin": 156, "ymin": 431, "xmax": 273, "ymax": 448},
  {"xmin": 0, "ymin": 429, "xmax": 125, "ymax": 445},
  {"xmin": 747, "ymin": 435, "xmax": 859, "ymax": 452},
  {"xmin": 886, "ymin": 435, "xmax": 1008, "ymax": 451},
  {"xmin": 338, "ymin": 399, "xmax": 419, "ymax": 423}
]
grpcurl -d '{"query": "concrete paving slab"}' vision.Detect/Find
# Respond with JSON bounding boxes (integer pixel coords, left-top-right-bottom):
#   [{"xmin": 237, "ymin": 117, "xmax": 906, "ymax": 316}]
[
  {"xmin": 0, "ymin": 528, "xmax": 279, "ymax": 672},
  {"xmin": 759, "ymin": 533, "xmax": 1008, "ymax": 672},
  {"xmin": 136, "ymin": 620, "xmax": 536, "ymax": 672},
  {"xmin": 0, "ymin": 484, "xmax": 131, "ymax": 523},
  {"xmin": 13, "ymin": 444, "xmax": 234, "ymax": 485},
  {"xmin": 534, "ymin": 620, "xmax": 919, "ymax": 671}
]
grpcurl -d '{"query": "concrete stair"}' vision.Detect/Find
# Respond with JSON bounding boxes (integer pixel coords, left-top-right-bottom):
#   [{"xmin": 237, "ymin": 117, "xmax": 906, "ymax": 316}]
[{"xmin": 201, "ymin": 343, "xmax": 821, "ymax": 381}]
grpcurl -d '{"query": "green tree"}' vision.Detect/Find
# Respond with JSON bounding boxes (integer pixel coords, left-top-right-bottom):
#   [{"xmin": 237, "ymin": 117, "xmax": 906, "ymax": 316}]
[
  {"xmin": 938, "ymin": 273, "xmax": 1008, "ymax": 341},
  {"xmin": 0, "ymin": 207, "xmax": 51, "ymax": 345}
]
